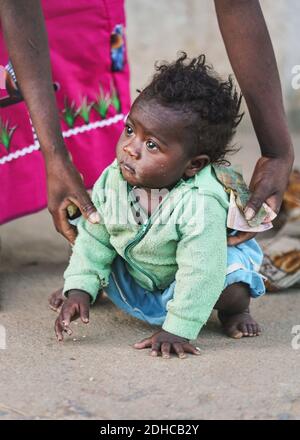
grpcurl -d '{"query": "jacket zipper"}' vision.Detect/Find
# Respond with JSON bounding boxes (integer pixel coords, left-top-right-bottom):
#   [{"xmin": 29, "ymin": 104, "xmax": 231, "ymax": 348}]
[
  {"xmin": 124, "ymin": 218, "xmax": 157, "ymax": 288},
  {"xmin": 124, "ymin": 187, "xmax": 178, "ymax": 289}
]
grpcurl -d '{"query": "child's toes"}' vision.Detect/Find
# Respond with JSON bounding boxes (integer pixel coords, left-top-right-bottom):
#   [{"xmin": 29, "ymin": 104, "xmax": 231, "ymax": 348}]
[
  {"xmin": 225, "ymin": 325, "xmax": 243, "ymax": 339},
  {"xmin": 254, "ymin": 324, "xmax": 262, "ymax": 336},
  {"xmin": 247, "ymin": 324, "xmax": 254, "ymax": 336},
  {"xmin": 239, "ymin": 323, "xmax": 249, "ymax": 337}
]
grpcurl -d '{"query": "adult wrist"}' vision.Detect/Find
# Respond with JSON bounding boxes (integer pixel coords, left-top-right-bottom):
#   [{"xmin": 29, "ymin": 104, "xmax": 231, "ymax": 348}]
[{"xmin": 261, "ymin": 145, "xmax": 294, "ymax": 163}]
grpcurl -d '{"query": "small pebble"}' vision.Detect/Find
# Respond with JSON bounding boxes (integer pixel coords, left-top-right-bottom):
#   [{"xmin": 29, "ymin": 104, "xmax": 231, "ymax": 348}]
[{"xmin": 89, "ymin": 377, "xmax": 94, "ymax": 382}]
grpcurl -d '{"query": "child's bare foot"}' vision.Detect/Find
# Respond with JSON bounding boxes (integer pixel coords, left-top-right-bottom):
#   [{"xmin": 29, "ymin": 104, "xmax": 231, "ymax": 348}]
[
  {"xmin": 218, "ymin": 310, "xmax": 261, "ymax": 339},
  {"xmin": 49, "ymin": 288, "xmax": 64, "ymax": 311}
]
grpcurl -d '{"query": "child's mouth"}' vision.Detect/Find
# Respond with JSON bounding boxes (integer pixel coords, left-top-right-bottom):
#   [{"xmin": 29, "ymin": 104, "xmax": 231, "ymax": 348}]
[{"xmin": 121, "ymin": 162, "xmax": 135, "ymax": 174}]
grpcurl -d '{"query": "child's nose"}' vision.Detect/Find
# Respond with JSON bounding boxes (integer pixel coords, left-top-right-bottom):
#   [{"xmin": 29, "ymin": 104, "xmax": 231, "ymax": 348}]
[{"xmin": 123, "ymin": 141, "xmax": 141, "ymax": 159}]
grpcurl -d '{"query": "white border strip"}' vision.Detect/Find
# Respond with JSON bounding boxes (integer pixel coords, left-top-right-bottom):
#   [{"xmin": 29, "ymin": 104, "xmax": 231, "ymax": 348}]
[{"xmin": 0, "ymin": 113, "xmax": 125, "ymax": 166}]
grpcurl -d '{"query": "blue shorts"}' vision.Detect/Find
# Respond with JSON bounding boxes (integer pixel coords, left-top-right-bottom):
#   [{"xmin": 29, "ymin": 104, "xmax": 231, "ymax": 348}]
[{"xmin": 104, "ymin": 239, "xmax": 265, "ymax": 327}]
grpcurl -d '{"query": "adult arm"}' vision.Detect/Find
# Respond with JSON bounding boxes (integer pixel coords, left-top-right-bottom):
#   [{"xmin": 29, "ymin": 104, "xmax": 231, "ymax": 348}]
[
  {"xmin": 215, "ymin": 0, "xmax": 294, "ymax": 220},
  {"xmin": 0, "ymin": 0, "xmax": 99, "ymax": 242}
]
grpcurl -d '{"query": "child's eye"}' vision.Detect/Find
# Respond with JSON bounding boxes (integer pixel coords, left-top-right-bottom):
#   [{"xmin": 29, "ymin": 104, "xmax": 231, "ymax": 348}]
[
  {"xmin": 146, "ymin": 140, "xmax": 159, "ymax": 151},
  {"xmin": 125, "ymin": 124, "xmax": 134, "ymax": 136}
]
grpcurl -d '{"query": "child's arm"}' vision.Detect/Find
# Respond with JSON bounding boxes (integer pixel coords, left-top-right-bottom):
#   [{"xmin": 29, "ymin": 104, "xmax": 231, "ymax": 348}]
[
  {"xmin": 54, "ymin": 182, "xmax": 117, "ymax": 340},
  {"xmin": 134, "ymin": 194, "xmax": 227, "ymax": 357},
  {"xmin": 63, "ymin": 213, "xmax": 117, "ymax": 304}
]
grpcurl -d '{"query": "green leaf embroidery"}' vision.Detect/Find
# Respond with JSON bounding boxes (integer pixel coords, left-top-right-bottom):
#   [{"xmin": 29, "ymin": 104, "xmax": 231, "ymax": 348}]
[
  {"xmin": 0, "ymin": 117, "xmax": 17, "ymax": 150},
  {"xmin": 110, "ymin": 82, "xmax": 121, "ymax": 113},
  {"xmin": 78, "ymin": 96, "xmax": 93, "ymax": 124},
  {"xmin": 93, "ymin": 85, "xmax": 111, "ymax": 119},
  {"xmin": 62, "ymin": 98, "xmax": 79, "ymax": 128}
]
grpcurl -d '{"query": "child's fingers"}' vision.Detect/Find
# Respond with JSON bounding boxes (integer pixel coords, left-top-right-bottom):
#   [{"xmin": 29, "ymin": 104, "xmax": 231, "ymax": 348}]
[
  {"xmin": 172, "ymin": 343, "xmax": 187, "ymax": 359},
  {"xmin": 150, "ymin": 342, "xmax": 161, "ymax": 357},
  {"xmin": 61, "ymin": 305, "xmax": 75, "ymax": 327},
  {"xmin": 133, "ymin": 337, "xmax": 152, "ymax": 349},
  {"xmin": 227, "ymin": 231, "xmax": 257, "ymax": 246},
  {"xmin": 161, "ymin": 342, "xmax": 171, "ymax": 359},
  {"xmin": 54, "ymin": 317, "xmax": 64, "ymax": 342},
  {"xmin": 79, "ymin": 303, "xmax": 89, "ymax": 324},
  {"xmin": 48, "ymin": 288, "xmax": 64, "ymax": 311},
  {"xmin": 182, "ymin": 343, "xmax": 201, "ymax": 356}
]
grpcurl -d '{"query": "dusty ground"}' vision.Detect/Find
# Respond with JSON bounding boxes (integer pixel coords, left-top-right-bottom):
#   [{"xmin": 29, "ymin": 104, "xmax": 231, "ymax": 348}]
[{"xmin": 0, "ymin": 136, "xmax": 300, "ymax": 420}]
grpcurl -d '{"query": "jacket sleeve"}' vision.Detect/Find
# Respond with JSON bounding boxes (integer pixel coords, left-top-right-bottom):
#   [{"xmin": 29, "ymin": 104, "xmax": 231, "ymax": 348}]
[
  {"xmin": 162, "ymin": 194, "xmax": 227, "ymax": 340},
  {"xmin": 63, "ymin": 182, "xmax": 117, "ymax": 304}
]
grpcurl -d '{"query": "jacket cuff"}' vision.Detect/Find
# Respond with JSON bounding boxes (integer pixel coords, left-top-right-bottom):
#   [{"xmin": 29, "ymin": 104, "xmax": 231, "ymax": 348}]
[{"xmin": 162, "ymin": 312, "xmax": 204, "ymax": 340}]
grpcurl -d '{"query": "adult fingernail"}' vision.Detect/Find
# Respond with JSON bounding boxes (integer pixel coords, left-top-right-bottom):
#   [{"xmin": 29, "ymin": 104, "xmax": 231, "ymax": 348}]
[
  {"xmin": 244, "ymin": 207, "xmax": 255, "ymax": 221},
  {"xmin": 88, "ymin": 211, "xmax": 100, "ymax": 224}
]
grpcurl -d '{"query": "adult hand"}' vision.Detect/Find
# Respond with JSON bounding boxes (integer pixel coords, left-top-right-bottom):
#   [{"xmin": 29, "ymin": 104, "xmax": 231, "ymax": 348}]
[
  {"xmin": 54, "ymin": 290, "xmax": 90, "ymax": 341},
  {"xmin": 133, "ymin": 329, "xmax": 201, "ymax": 359},
  {"xmin": 46, "ymin": 153, "xmax": 100, "ymax": 244},
  {"xmin": 244, "ymin": 156, "xmax": 293, "ymax": 222},
  {"xmin": 228, "ymin": 155, "xmax": 293, "ymax": 247}
]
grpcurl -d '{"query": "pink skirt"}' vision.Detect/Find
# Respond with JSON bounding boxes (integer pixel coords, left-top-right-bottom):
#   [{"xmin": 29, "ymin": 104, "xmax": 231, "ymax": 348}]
[{"xmin": 0, "ymin": 0, "xmax": 130, "ymax": 224}]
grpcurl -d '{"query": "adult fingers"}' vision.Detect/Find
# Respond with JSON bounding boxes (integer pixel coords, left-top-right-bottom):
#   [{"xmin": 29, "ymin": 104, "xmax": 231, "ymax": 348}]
[
  {"xmin": 68, "ymin": 194, "xmax": 100, "ymax": 224},
  {"xmin": 245, "ymin": 186, "xmax": 283, "ymax": 221},
  {"xmin": 244, "ymin": 186, "xmax": 271, "ymax": 221},
  {"xmin": 51, "ymin": 201, "xmax": 77, "ymax": 244},
  {"xmin": 227, "ymin": 231, "xmax": 257, "ymax": 246},
  {"xmin": 264, "ymin": 193, "xmax": 282, "ymax": 215}
]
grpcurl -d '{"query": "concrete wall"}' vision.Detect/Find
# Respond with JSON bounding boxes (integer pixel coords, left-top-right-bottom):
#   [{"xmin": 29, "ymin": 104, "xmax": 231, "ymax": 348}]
[{"xmin": 125, "ymin": 0, "xmax": 300, "ymax": 133}]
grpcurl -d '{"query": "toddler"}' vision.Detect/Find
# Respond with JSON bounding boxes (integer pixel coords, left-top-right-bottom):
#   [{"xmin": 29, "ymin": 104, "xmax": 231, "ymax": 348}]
[{"xmin": 54, "ymin": 53, "xmax": 266, "ymax": 358}]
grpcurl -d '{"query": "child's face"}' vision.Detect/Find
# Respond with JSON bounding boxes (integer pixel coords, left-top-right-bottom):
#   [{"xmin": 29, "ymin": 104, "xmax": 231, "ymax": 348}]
[{"xmin": 116, "ymin": 98, "xmax": 198, "ymax": 189}]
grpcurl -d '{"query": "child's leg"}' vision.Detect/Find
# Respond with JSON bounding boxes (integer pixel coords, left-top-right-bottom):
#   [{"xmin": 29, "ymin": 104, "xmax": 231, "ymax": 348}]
[{"xmin": 214, "ymin": 282, "xmax": 261, "ymax": 339}]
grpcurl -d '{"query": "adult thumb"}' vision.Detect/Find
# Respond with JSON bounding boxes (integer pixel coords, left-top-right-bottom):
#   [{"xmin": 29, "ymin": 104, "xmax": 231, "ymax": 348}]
[
  {"xmin": 69, "ymin": 194, "xmax": 101, "ymax": 224},
  {"xmin": 244, "ymin": 188, "xmax": 267, "ymax": 221}
]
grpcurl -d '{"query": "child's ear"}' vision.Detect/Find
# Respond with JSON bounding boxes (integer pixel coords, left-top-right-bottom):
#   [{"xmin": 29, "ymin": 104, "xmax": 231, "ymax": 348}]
[{"xmin": 184, "ymin": 154, "xmax": 210, "ymax": 178}]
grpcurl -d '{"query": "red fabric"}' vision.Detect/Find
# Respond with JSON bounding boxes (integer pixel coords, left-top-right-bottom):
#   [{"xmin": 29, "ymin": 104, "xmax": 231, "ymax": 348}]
[{"xmin": 0, "ymin": 0, "xmax": 130, "ymax": 224}]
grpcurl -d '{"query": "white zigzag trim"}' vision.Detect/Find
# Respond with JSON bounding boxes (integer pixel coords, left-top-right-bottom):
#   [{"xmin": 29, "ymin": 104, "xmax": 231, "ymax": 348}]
[{"xmin": 0, "ymin": 113, "xmax": 125, "ymax": 166}]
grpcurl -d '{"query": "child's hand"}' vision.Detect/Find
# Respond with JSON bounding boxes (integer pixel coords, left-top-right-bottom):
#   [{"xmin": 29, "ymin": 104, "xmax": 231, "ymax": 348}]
[
  {"xmin": 54, "ymin": 290, "xmax": 90, "ymax": 341},
  {"xmin": 227, "ymin": 231, "xmax": 257, "ymax": 246},
  {"xmin": 133, "ymin": 329, "xmax": 201, "ymax": 359}
]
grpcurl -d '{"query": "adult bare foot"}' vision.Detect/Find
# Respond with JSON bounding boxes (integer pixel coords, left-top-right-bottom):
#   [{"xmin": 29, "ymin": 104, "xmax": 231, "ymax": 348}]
[
  {"xmin": 49, "ymin": 288, "xmax": 64, "ymax": 311},
  {"xmin": 218, "ymin": 310, "xmax": 261, "ymax": 339}
]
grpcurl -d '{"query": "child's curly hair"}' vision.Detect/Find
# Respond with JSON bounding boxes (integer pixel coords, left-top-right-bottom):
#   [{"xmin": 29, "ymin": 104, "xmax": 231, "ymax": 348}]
[{"xmin": 140, "ymin": 52, "xmax": 244, "ymax": 164}]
